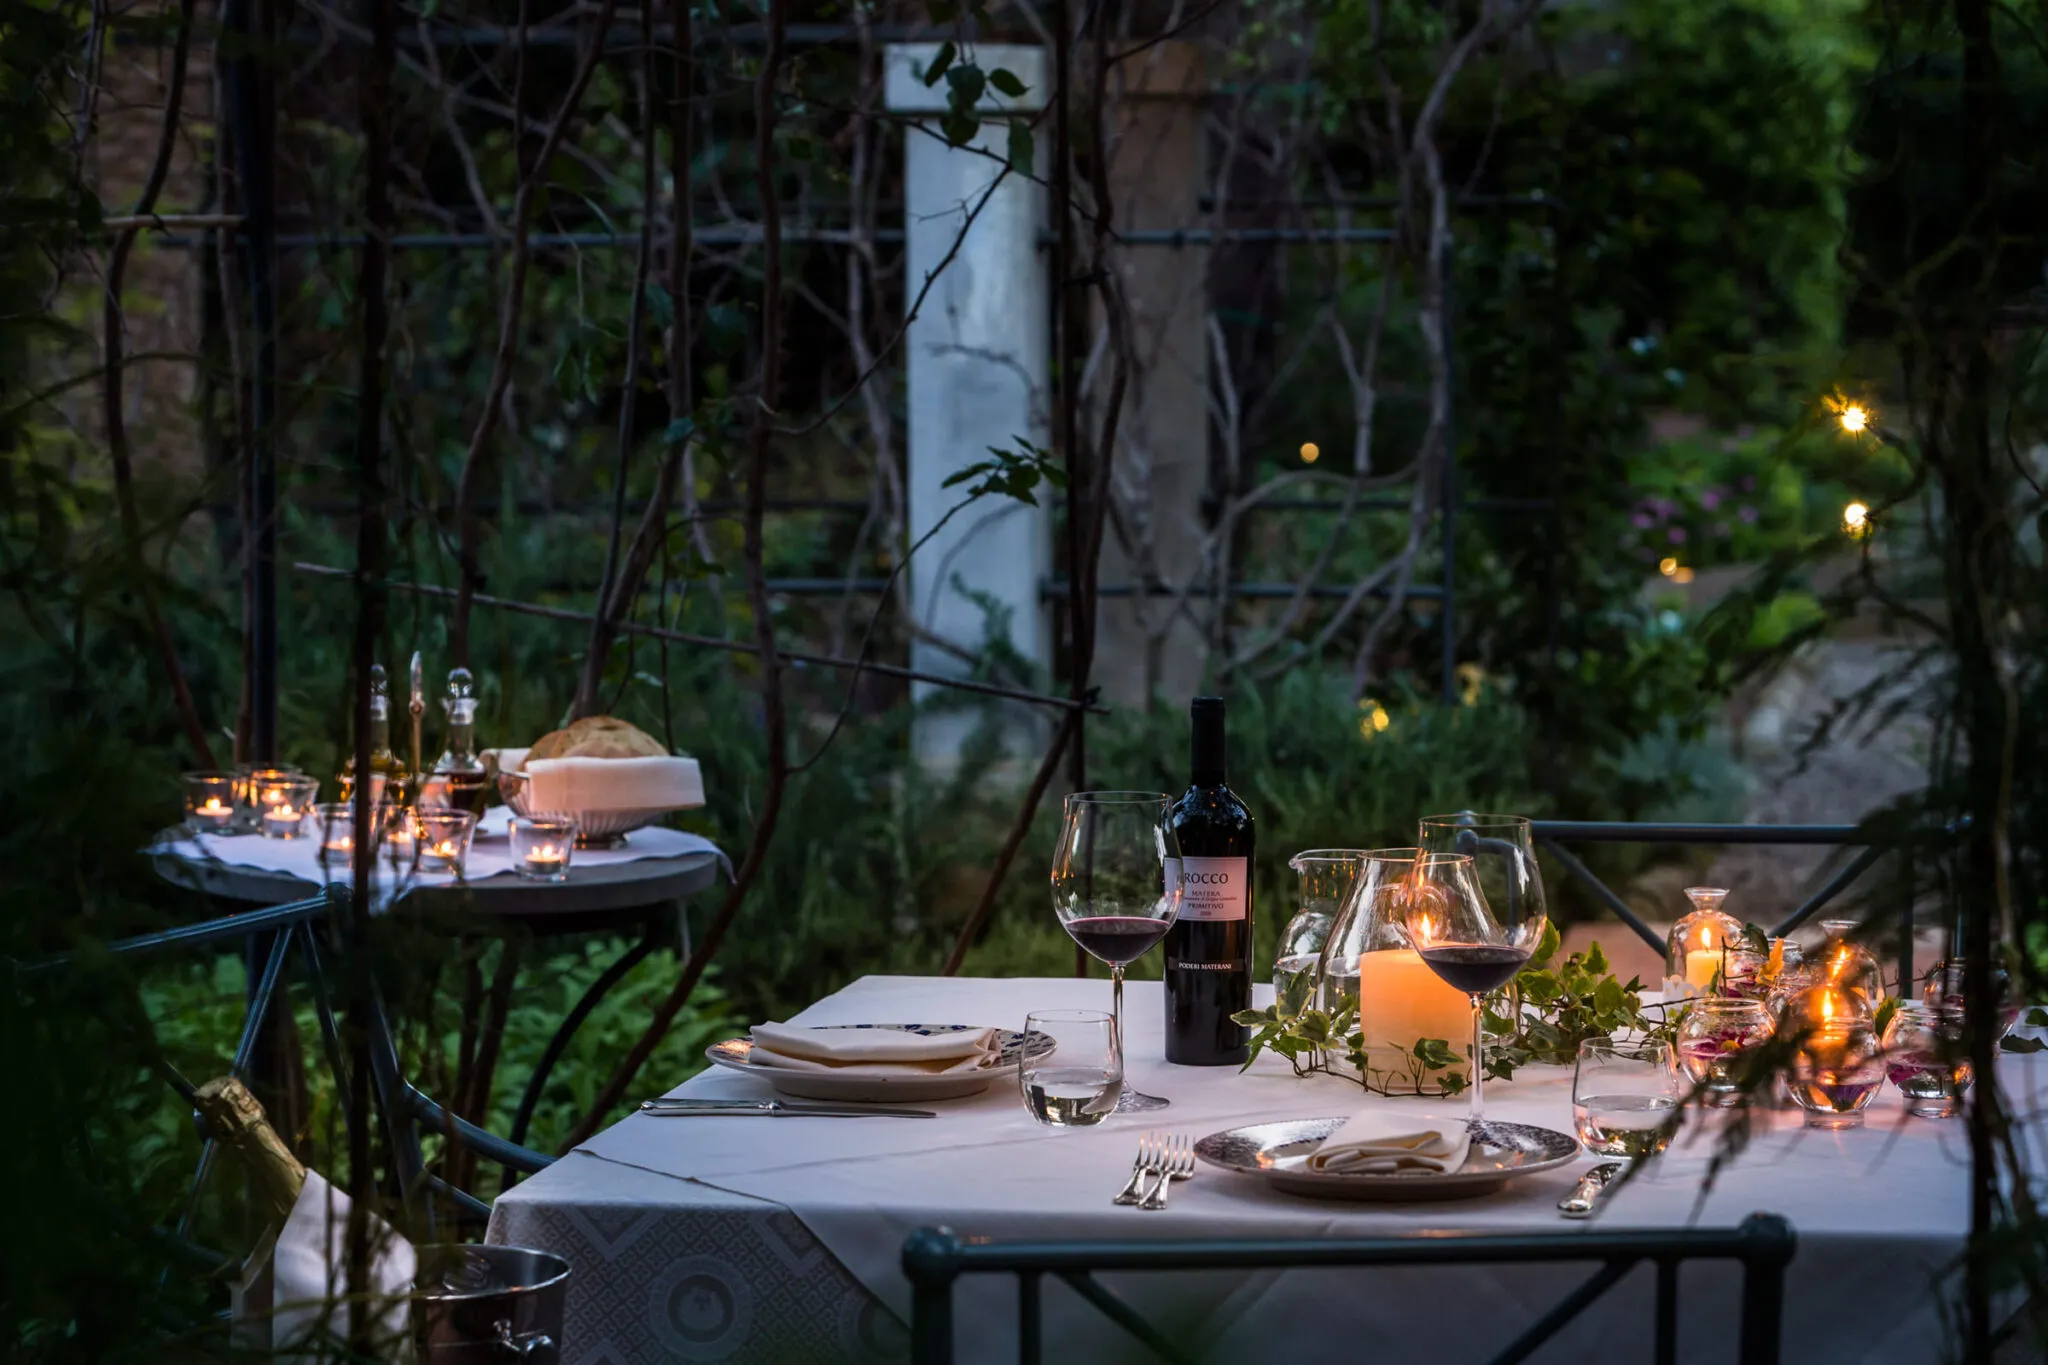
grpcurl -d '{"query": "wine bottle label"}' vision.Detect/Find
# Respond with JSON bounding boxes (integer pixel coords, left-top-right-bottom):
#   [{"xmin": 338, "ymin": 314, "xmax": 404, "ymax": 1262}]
[{"xmin": 1166, "ymin": 855, "xmax": 1249, "ymax": 922}]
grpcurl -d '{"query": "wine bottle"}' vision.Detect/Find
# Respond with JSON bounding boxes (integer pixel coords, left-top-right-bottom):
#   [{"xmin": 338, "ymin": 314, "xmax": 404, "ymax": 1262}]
[
  {"xmin": 1163, "ymin": 696, "xmax": 1254, "ymax": 1065},
  {"xmin": 193, "ymin": 1075, "xmax": 308, "ymax": 1225}
]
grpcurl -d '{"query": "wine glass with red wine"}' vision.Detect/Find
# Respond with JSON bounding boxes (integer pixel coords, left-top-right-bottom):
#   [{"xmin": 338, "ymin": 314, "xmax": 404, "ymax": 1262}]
[
  {"xmin": 1399, "ymin": 850, "xmax": 1544, "ymax": 1140},
  {"xmin": 1051, "ymin": 792, "xmax": 1183, "ymax": 1113}
]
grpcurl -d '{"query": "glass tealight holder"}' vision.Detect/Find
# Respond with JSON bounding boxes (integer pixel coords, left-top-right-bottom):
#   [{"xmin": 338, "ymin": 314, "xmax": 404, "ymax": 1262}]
[
  {"xmin": 1664, "ymin": 887, "xmax": 1744, "ymax": 1000},
  {"xmin": 181, "ymin": 771, "xmax": 241, "ymax": 838},
  {"xmin": 416, "ymin": 809, "xmax": 479, "ymax": 875},
  {"xmin": 314, "ymin": 802, "xmax": 364, "ymax": 866},
  {"xmin": 1922, "ymin": 958, "xmax": 2021, "ymax": 1033},
  {"xmin": 235, "ymin": 763, "xmax": 304, "ymax": 831},
  {"xmin": 1883, "ymin": 1000, "xmax": 1970, "ymax": 1118},
  {"xmin": 1783, "ymin": 984, "xmax": 1883, "ymax": 1128},
  {"xmin": 1676, "ymin": 997, "xmax": 1773, "ymax": 1107},
  {"xmin": 510, "ymin": 812, "xmax": 577, "ymax": 883},
  {"xmin": 381, "ymin": 804, "xmax": 419, "ymax": 868},
  {"xmin": 256, "ymin": 776, "xmax": 320, "ymax": 840}
]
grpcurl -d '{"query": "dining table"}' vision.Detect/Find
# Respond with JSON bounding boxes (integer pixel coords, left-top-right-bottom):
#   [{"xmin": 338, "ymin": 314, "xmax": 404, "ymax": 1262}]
[{"xmin": 487, "ymin": 972, "xmax": 2039, "ymax": 1364}]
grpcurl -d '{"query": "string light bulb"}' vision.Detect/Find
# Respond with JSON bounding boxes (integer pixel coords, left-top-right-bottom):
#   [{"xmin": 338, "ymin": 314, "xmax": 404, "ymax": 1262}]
[
  {"xmin": 1843, "ymin": 501, "xmax": 1871, "ymax": 536},
  {"xmin": 1300, "ymin": 441, "xmax": 1320, "ymax": 464}
]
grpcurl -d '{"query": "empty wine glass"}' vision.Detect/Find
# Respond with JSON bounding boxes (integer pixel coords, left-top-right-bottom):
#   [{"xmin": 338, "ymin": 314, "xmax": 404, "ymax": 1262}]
[
  {"xmin": 1050, "ymin": 792, "xmax": 1181, "ymax": 1112},
  {"xmin": 1417, "ymin": 813, "xmax": 1549, "ymax": 937},
  {"xmin": 1019, "ymin": 1009, "xmax": 1122, "ymax": 1127},
  {"xmin": 1399, "ymin": 851, "xmax": 1544, "ymax": 1140}
]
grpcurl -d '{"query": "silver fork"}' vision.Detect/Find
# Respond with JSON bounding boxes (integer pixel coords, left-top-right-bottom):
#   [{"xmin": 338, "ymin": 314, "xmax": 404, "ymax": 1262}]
[
  {"xmin": 1112, "ymin": 1132, "xmax": 1164, "ymax": 1205},
  {"xmin": 1138, "ymin": 1135, "xmax": 1193, "ymax": 1211}
]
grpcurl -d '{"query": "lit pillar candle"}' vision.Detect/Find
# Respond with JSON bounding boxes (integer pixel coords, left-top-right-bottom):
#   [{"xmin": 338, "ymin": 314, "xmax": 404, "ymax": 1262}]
[
  {"xmin": 1683, "ymin": 924, "xmax": 1728, "ymax": 991},
  {"xmin": 1355, "ymin": 948, "xmax": 1472, "ymax": 1071}
]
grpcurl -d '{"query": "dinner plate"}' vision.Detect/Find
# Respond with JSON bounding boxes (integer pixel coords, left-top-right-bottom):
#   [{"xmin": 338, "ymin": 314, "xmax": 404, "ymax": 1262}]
[
  {"xmin": 705, "ymin": 1024, "xmax": 1050, "ymax": 1102},
  {"xmin": 1195, "ymin": 1118, "xmax": 1580, "ymax": 1202}
]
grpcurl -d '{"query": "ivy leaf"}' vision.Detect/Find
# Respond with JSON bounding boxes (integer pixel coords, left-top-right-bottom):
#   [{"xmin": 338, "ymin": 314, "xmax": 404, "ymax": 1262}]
[
  {"xmin": 988, "ymin": 66, "xmax": 1029, "ymax": 98},
  {"xmin": 922, "ymin": 40, "xmax": 957, "ymax": 87},
  {"xmin": 1582, "ymin": 940, "xmax": 1609, "ymax": 976}
]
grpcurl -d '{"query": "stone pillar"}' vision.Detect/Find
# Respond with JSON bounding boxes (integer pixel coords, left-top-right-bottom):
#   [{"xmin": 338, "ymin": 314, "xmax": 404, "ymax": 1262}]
[
  {"xmin": 1093, "ymin": 43, "xmax": 1210, "ymax": 708},
  {"xmin": 885, "ymin": 45, "xmax": 1051, "ymax": 765}
]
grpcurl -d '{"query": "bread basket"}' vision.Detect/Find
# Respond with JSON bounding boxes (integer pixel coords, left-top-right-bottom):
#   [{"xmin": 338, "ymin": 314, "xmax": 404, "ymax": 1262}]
[{"xmin": 489, "ymin": 747, "xmax": 704, "ymax": 849}]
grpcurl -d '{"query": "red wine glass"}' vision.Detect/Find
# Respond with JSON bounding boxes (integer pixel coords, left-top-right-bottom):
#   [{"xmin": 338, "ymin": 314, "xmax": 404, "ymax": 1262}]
[
  {"xmin": 1051, "ymin": 792, "xmax": 1183, "ymax": 1113},
  {"xmin": 1400, "ymin": 851, "xmax": 1544, "ymax": 1140}
]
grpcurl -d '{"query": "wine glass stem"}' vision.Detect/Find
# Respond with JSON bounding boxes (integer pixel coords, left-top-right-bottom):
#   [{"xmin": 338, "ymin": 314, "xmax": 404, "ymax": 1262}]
[
  {"xmin": 1468, "ymin": 994, "xmax": 1485, "ymax": 1131},
  {"xmin": 1111, "ymin": 964, "xmax": 1126, "ymax": 1059}
]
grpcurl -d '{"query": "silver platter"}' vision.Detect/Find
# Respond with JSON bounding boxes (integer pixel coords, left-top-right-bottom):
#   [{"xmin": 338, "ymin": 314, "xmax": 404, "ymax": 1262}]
[{"xmin": 1195, "ymin": 1117, "xmax": 1580, "ymax": 1202}]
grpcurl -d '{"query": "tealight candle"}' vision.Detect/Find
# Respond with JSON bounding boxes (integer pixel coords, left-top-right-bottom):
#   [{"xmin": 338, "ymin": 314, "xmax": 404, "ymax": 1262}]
[
  {"xmin": 258, "ymin": 778, "xmax": 320, "ymax": 839},
  {"xmin": 414, "ymin": 809, "xmax": 478, "ymax": 875},
  {"xmin": 511, "ymin": 812, "xmax": 578, "ymax": 883},
  {"xmin": 182, "ymin": 771, "xmax": 242, "ymax": 838}
]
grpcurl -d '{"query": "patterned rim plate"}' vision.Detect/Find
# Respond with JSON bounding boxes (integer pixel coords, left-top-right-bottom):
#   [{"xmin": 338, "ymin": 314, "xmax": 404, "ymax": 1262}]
[
  {"xmin": 1195, "ymin": 1118, "xmax": 1581, "ymax": 1202},
  {"xmin": 704, "ymin": 1024, "xmax": 1054, "ymax": 1103}
]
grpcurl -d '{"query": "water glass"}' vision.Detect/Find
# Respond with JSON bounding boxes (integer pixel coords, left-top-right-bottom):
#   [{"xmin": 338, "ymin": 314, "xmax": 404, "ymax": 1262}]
[
  {"xmin": 1019, "ymin": 1009, "xmax": 1121, "ymax": 1127},
  {"xmin": 1573, "ymin": 1039, "xmax": 1681, "ymax": 1157},
  {"xmin": 181, "ymin": 771, "xmax": 241, "ymax": 837},
  {"xmin": 511, "ymin": 812, "xmax": 577, "ymax": 882},
  {"xmin": 1676, "ymin": 998, "xmax": 1773, "ymax": 1107},
  {"xmin": 1883, "ymin": 1001, "xmax": 1970, "ymax": 1118},
  {"xmin": 416, "ymin": 809, "xmax": 479, "ymax": 874}
]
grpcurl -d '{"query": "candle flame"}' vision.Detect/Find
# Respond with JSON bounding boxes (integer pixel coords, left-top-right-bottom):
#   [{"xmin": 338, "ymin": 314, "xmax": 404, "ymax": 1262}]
[
  {"xmin": 1698, "ymin": 925, "xmax": 1715, "ymax": 949},
  {"xmin": 202, "ymin": 797, "xmax": 225, "ymax": 812},
  {"xmin": 433, "ymin": 840, "xmax": 458, "ymax": 856}
]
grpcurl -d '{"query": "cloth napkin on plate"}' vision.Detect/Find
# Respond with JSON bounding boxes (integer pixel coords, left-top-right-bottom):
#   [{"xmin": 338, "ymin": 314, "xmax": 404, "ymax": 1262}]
[
  {"xmin": 746, "ymin": 1023, "xmax": 999, "ymax": 1075},
  {"xmin": 1304, "ymin": 1114, "xmax": 1472, "ymax": 1174}
]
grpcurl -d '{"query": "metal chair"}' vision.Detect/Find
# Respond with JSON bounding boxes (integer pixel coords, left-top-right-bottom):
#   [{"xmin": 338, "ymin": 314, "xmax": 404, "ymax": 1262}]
[{"xmin": 901, "ymin": 1213, "xmax": 1796, "ymax": 1365}]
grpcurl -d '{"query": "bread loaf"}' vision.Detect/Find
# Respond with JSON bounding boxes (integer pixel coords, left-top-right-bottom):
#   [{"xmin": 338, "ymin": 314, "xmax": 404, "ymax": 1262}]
[{"xmin": 526, "ymin": 715, "xmax": 668, "ymax": 761}]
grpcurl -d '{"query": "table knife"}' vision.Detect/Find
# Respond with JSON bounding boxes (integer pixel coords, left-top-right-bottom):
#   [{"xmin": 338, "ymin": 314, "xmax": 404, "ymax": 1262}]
[
  {"xmin": 1557, "ymin": 1161, "xmax": 1623, "ymax": 1219},
  {"xmin": 639, "ymin": 1098, "xmax": 936, "ymax": 1119}
]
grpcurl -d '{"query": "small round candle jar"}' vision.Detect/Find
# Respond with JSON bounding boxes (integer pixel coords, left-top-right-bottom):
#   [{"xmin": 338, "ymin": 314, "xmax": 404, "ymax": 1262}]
[
  {"xmin": 314, "ymin": 802, "xmax": 363, "ymax": 865},
  {"xmin": 256, "ymin": 776, "xmax": 320, "ymax": 840},
  {"xmin": 1817, "ymin": 937, "xmax": 1884, "ymax": 1008},
  {"xmin": 415, "ymin": 809, "xmax": 479, "ymax": 875},
  {"xmin": 381, "ymin": 804, "xmax": 419, "ymax": 868},
  {"xmin": 1883, "ymin": 1001, "xmax": 1970, "ymax": 1118},
  {"xmin": 181, "ymin": 771, "xmax": 241, "ymax": 837},
  {"xmin": 1676, "ymin": 997, "xmax": 1773, "ymax": 1107},
  {"xmin": 1664, "ymin": 887, "xmax": 1744, "ymax": 1000},
  {"xmin": 510, "ymin": 812, "xmax": 577, "ymax": 883},
  {"xmin": 1784, "ymin": 984, "xmax": 1883, "ymax": 1128}
]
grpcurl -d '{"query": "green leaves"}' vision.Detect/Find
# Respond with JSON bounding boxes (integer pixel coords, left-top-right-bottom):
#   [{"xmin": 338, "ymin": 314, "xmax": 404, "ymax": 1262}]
[
  {"xmin": 940, "ymin": 438, "xmax": 1067, "ymax": 506},
  {"xmin": 988, "ymin": 68, "xmax": 1030, "ymax": 99}
]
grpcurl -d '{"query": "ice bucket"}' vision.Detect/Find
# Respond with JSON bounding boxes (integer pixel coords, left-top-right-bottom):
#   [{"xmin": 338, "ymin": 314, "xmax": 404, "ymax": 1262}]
[{"xmin": 412, "ymin": 1244, "xmax": 568, "ymax": 1364}]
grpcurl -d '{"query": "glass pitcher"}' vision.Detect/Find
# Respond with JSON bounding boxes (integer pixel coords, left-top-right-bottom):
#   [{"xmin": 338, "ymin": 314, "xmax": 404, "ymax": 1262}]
[{"xmin": 1274, "ymin": 850, "xmax": 1369, "ymax": 1018}]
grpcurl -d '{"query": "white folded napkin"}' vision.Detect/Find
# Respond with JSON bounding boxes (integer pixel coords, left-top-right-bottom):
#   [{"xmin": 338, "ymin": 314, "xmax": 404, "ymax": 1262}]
[
  {"xmin": 746, "ymin": 1023, "xmax": 1000, "ymax": 1075},
  {"xmin": 233, "ymin": 1171, "xmax": 416, "ymax": 1363},
  {"xmin": 524, "ymin": 755, "xmax": 705, "ymax": 813},
  {"xmin": 1304, "ymin": 1114, "xmax": 1472, "ymax": 1174}
]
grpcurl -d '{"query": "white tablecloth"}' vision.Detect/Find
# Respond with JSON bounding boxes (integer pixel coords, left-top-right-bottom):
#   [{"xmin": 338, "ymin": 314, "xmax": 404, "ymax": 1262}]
[
  {"xmin": 153, "ymin": 809, "xmax": 729, "ymax": 911},
  {"xmin": 491, "ymin": 974, "xmax": 2036, "ymax": 1363}
]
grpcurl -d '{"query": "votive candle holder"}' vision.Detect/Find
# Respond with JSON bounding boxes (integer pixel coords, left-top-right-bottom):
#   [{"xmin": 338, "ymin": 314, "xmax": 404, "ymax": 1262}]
[
  {"xmin": 511, "ymin": 812, "xmax": 577, "ymax": 883},
  {"xmin": 314, "ymin": 802, "xmax": 364, "ymax": 866},
  {"xmin": 237, "ymin": 763, "xmax": 304, "ymax": 831},
  {"xmin": 1676, "ymin": 997, "xmax": 1773, "ymax": 1107},
  {"xmin": 182, "ymin": 771, "xmax": 241, "ymax": 837},
  {"xmin": 416, "ymin": 809, "xmax": 478, "ymax": 875},
  {"xmin": 257, "ymin": 776, "xmax": 320, "ymax": 840}
]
